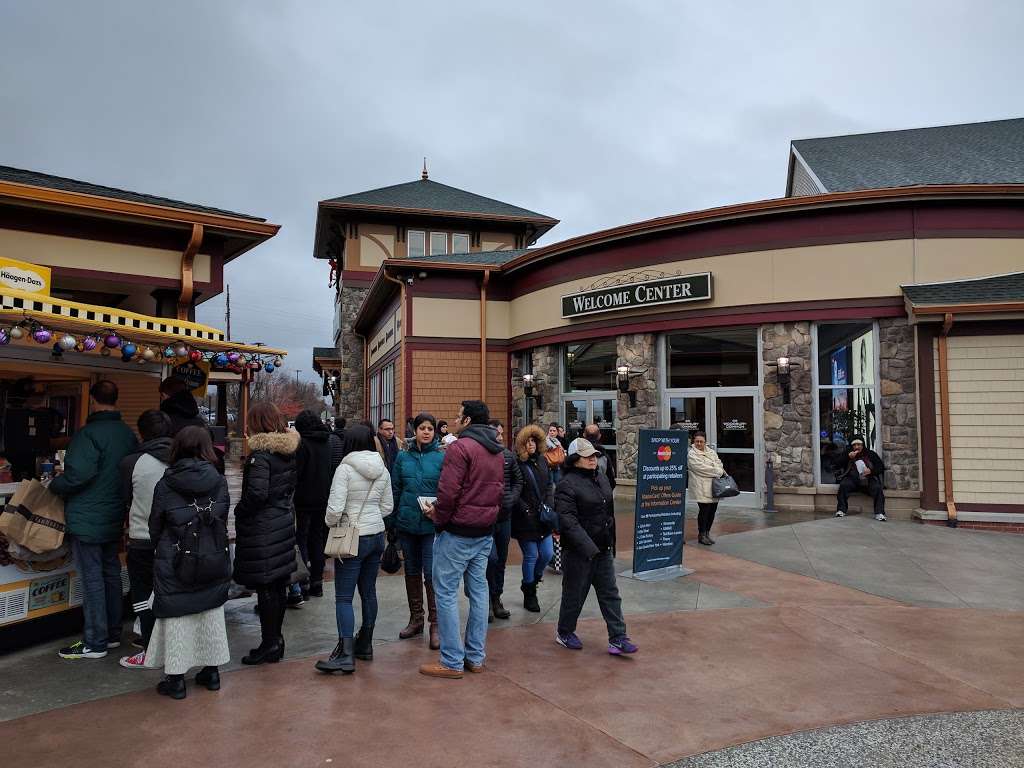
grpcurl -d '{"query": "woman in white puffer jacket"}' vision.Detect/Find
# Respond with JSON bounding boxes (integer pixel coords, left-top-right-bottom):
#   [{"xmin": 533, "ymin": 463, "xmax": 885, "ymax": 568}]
[
  {"xmin": 687, "ymin": 430, "xmax": 725, "ymax": 547},
  {"xmin": 315, "ymin": 425, "xmax": 393, "ymax": 675}
]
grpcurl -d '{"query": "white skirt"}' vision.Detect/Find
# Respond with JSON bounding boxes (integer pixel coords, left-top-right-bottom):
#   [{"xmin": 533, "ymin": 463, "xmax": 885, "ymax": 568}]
[{"xmin": 144, "ymin": 606, "xmax": 230, "ymax": 675}]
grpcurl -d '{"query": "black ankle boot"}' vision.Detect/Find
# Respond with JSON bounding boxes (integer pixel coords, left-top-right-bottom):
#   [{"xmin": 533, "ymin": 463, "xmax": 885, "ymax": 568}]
[
  {"xmin": 522, "ymin": 581, "xmax": 540, "ymax": 612},
  {"xmin": 315, "ymin": 637, "xmax": 355, "ymax": 674},
  {"xmin": 195, "ymin": 666, "xmax": 221, "ymax": 691},
  {"xmin": 157, "ymin": 674, "xmax": 186, "ymax": 700},
  {"xmin": 354, "ymin": 626, "xmax": 374, "ymax": 661},
  {"xmin": 492, "ymin": 595, "xmax": 511, "ymax": 620},
  {"xmin": 241, "ymin": 640, "xmax": 282, "ymax": 665}
]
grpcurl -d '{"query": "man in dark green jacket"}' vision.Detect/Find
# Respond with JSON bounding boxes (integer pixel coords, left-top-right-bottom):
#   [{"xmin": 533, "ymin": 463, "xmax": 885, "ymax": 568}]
[{"xmin": 51, "ymin": 380, "xmax": 137, "ymax": 660}]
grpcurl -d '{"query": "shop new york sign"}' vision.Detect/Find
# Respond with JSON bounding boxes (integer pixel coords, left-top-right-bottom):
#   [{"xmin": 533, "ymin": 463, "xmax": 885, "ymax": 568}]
[{"xmin": 561, "ymin": 272, "xmax": 712, "ymax": 319}]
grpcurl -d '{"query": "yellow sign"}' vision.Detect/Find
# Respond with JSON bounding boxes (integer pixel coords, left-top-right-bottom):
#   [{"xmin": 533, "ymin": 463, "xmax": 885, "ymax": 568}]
[{"xmin": 0, "ymin": 256, "xmax": 51, "ymax": 295}]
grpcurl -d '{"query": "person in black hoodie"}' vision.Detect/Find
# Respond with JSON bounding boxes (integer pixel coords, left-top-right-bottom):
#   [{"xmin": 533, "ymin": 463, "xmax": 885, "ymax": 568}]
[
  {"xmin": 294, "ymin": 410, "xmax": 334, "ymax": 599},
  {"xmin": 117, "ymin": 410, "xmax": 174, "ymax": 668},
  {"xmin": 143, "ymin": 426, "xmax": 231, "ymax": 700},
  {"xmin": 159, "ymin": 377, "xmax": 206, "ymax": 434},
  {"xmin": 234, "ymin": 402, "xmax": 299, "ymax": 665},
  {"xmin": 554, "ymin": 438, "xmax": 637, "ymax": 656},
  {"xmin": 485, "ymin": 420, "xmax": 522, "ymax": 622},
  {"xmin": 835, "ymin": 434, "xmax": 887, "ymax": 521}
]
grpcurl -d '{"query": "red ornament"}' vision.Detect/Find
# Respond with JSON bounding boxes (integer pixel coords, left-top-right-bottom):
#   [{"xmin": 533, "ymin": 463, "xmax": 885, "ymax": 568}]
[{"xmin": 189, "ymin": 349, "xmax": 202, "ymax": 363}]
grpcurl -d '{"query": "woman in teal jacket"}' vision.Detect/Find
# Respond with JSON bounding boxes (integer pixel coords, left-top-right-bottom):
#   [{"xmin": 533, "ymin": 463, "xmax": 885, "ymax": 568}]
[{"xmin": 390, "ymin": 412, "xmax": 444, "ymax": 650}]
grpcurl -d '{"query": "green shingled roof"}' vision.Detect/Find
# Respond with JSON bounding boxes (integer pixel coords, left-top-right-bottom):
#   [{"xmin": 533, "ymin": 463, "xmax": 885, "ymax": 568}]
[
  {"xmin": 791, "ymin": 118, "xmax": 1024, "ymax": 193},
  {"xmin": 0, "ymin": 164, "xmax": 265, "ymax": 221},
  {"xmin": 411, "ymin": 248, "xmax": 530, "ymax": 266},
  {"xmin": 902, "ymin": 272, "xmax": 1024, "ymax": 305},
  {"xmin": 322, "ymin": 178, "xmax": 555, "ymax": 222}
]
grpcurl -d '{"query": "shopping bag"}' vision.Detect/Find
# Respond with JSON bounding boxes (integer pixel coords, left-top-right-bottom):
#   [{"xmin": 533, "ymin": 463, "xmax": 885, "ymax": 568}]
[
  {"xmin": 0, "ymin": 479, "xmax": 66, "ymax": 554},
  {"xmin": 380, "ymin": 540, "xmax": 402, "ymax": 574}
]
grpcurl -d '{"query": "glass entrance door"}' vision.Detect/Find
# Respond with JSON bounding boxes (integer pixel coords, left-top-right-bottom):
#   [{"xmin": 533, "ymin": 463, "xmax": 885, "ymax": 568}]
[
  {"xmin": 667, "ymin": 389, "xmax": 760, "ymax": 506},
  {"xmin": 562, "ymin": 395, "xmax": 617, "ymax": 467}
]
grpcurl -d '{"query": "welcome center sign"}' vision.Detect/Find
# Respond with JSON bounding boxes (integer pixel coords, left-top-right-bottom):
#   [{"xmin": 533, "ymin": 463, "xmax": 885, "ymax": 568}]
[{"xmin": 562, "ymin": 272, "xmax": 711, "ymax": 319}]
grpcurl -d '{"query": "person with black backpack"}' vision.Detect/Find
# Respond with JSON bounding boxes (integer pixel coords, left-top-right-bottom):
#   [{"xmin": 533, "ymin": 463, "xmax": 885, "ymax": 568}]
[{"xmin": 143, "ymin": 426, "xmax": 231, "ymax": 700}]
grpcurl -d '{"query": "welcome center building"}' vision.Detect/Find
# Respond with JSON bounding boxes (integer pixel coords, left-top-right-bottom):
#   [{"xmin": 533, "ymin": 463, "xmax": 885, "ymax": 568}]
[{"xmin": 313, "ymin": 119, "xmax": 1024, "ymax": 529}]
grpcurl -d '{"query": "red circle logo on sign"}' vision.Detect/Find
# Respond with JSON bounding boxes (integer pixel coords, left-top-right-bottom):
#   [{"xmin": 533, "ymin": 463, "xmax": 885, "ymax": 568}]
[{"xmin": 657, "ymin": 445, "xmax": 672, "ymax": 462}]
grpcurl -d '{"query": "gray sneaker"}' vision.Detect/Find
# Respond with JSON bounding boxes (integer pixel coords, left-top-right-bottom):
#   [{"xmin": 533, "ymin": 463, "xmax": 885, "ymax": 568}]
[
  {"xmin": 874, "ymin": 513, "xmax": 887, "ymax": 522},
  {"xmin": 834, "ymin": 510, "xmax": 846, "ymax": 518}
]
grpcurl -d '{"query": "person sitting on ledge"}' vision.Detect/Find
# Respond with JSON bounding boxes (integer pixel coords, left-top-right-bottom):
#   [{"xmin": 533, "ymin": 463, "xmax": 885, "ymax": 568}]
[{"xmin": 835, "ymin": 435, "xmax": 886, "ymax": 522}]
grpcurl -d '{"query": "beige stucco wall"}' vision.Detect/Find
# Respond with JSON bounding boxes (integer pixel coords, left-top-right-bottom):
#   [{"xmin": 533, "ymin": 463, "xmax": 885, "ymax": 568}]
[
  {"xmin": 508, "ymin": 237, "xmax": 1024, "ymax": 338},
  {"xmin": 0, "ymin": 228, "xmax": 210, "ymax": 282},
  {"xmin": 412, "ymin": 297, "xmax": 480, "ymax": 338},
  {"xmin": 935, "ymin": 334, "xmax": 1024, "ymax": 505},
  {"xmin": 481, "ymin": 232, "xmax": 515, "ymax": 252},
  {"xmin": 358, "ymin": 224, "xmax": 397, "ymax": 269}
]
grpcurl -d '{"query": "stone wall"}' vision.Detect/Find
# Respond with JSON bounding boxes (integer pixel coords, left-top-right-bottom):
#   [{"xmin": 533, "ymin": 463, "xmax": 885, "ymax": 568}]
[
  {"xmin": 878, "ymin": 317, "xmax": 919, "ymax": 491},
  {"xmin": 761, "ymin": 322, "xmax": 814, "ymax": 488},
  {"xmin": 337, "ymin": 284, "xmax": 368, "ymax": 421},
  {"xmin": 615, "ymin": 333, "xmax": 659, "ymax": 481},
  {"xmin": 511, "ymin": 345, "xmax": 559, "ymax": 431}
]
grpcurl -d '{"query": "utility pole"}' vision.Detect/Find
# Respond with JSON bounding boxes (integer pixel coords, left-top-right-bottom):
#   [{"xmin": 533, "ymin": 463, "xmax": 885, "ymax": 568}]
[
  {"xmin": 295, "ymin": 370, "xmax": 301, "ymax": 388},
  {"xmin": 225, "ymin": 285, "xmax": 231, "ymax": 341}
]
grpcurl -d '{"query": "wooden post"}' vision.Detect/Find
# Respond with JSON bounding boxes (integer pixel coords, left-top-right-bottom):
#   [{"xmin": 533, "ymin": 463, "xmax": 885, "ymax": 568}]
[{"xmin": 937, "ymin": 313, "xmax": 957, "ymax": 526}]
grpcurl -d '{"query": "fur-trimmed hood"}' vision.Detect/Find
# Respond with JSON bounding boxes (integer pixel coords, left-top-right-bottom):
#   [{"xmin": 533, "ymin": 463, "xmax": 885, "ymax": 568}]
[
  {"xmin": 248, "ymin": 429, "xmax": 300, "ymax": 455},
  {"xmin": 515, "ymin": 424, "xmax": 547, "ymax": 462}
]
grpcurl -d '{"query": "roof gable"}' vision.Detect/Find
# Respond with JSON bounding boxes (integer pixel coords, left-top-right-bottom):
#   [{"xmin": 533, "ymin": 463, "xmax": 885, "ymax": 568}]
[{"xmin": 791, "ymin": 118, "xmax": 1024, "ymax": 194}]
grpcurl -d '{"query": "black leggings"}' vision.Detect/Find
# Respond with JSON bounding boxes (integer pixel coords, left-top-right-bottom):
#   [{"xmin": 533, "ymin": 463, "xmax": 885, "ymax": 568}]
[
  {"xmin": 256, "ymin": 577, "xmax": 289, "ymax": 649},
  {"xmin": 697, "ymin": 502, "xmax": 719, "ymax": 535}
]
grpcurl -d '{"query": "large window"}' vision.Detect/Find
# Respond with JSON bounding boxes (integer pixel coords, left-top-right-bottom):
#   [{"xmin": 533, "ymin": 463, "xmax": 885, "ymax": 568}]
[
  {"xmin": 429, "ymin": 232, "xmax": 448, "ymax": 256},
  {"xmin": 814, "ymin": 322, "xmax": 878, "ymax": 484},
  {"xmin": 563, "ymin": 339, "xmax": 617, "ymax": 392},
  {"xmin": 452, "ymin": 233, "xmax": 471, "ymax": 254},
  {"xmin": 666, "ymin": 327, "xmax": 758, "ymax": 388},
  {"xmin": 407, "ymin": 230, "xmax": 425, "ymax": 259},
  {"xmin": 368, "ymin": 362, "xmax": 395, "ymax": 426}
]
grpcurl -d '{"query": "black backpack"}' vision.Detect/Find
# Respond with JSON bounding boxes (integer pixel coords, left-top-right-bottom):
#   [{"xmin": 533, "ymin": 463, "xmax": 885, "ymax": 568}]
[{"xmin": 173, "ymin": 497, "xmax": 231, "ymax": 586}]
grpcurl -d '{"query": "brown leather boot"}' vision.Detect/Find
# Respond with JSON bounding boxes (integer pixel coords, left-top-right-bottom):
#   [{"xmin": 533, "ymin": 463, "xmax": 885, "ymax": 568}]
[
  {"xmin": 399, "ymin": 575, "xmax": 424, "ymax": 639},
  {"xmin": 424, "ymin": 578, "xmax": 440, "ymax": 651}
]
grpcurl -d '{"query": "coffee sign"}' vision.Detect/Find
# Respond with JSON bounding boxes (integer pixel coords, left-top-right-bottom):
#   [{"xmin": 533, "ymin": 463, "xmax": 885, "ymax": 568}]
[{"xmin": 561, "ymin": 273, "xmax": 711, "ymax": 318}]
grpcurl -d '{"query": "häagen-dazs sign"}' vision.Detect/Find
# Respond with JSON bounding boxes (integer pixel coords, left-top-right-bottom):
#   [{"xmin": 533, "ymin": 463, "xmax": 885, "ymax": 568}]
[
  {"xmin": 561, "ymin": 272, "xmax": 711, "ymax": 318},
  {"xmin": 0, "ymin": 256, "xmax": 51, "ymax": 296}
]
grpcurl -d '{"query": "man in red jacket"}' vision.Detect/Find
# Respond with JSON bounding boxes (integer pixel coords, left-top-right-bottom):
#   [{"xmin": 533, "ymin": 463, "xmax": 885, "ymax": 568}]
[{"xmin": 419, "ymin": 400, "xmax": 504, "ymax": 679}]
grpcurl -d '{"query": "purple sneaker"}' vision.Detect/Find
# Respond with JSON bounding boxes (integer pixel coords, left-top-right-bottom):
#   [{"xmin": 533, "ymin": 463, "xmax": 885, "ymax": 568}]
[
  {"xmin": 608, "ymin": 635, "xmax": 638, "ymax": 655},
  {"xmin": 555, "ymin": 631, "xmax": 583, "ymax": 650}
]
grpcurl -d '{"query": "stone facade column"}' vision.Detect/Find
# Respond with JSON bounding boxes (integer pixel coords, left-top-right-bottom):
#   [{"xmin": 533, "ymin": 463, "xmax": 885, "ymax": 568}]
[
  {"xmin": 511, "ymin": 345, "xmax": 559, "ymax": 431},
  {"xmin": 761, "ymin": 322, "xmax": 814, "ymax": 490},
  {"xmin": 878, "ymin": 317, "xmax": 919, "ymax": 492},
  {"xmin": 337, "ymin": 284, "xmax": 368, "ymax": 421},
  {"xmin": 615, "ymin": 333, "xmax": 659, "ymax": 482}
]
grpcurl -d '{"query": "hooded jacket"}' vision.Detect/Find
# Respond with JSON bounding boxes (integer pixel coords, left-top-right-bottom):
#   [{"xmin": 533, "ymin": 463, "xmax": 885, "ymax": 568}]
[
  {"xmin": 294, "ymin": 420, "xmax": 333, "ymax": 517},
  {"xmin": 160, "ymin": 390, "xmax": 205, "ymax": 435},
  {"xmin": 512, "ymin": 425, "xmax": 553, "ymax": 540},
  {"xmin": 233, "ymin": 430, "xmax": 299, "ymax": 588},
  {"xmin": 149, "ymin": 458, "xmax": 231, "ymax": 618},
  {"xmin": 120, "ymin": 436, "xmax": 173, "ymax": 547},
  {"xmin": 556, "ymin": 464, "xmax": 616, "ymax": 560},
  {"xmin": 50, "ymin": 410, "xmax": 138, "ymax": 544},
  {"xmin": 498, "ymin": 447, "xmax": 524, "ymax": 524},
  {"xmin": 435, "ymin": 423, "xmax": 504, "ymax": 538},
  {"xmin": 325, "ymin": 450, "xmax": 394, "ymax": 536},
  {"xmin": 391, "ymin": 439, "xmax": 444, "ymax": 536}
]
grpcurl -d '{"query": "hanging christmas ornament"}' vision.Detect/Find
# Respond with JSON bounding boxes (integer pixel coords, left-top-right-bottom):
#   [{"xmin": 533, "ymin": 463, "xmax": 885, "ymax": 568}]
[
  {"xmin": 273, "ymin": 357, "xmax": 283, "ymax": 368},
  {"xmin": 59, "ymin": 334, "xmax": 78, "ymax": 351},
  {"xmin": 142, "ymin": 347, "xmax": 156, "ymax": 361},
  {"xmin": 32, "ymin": 327, "xmax": 52, "ymax": 344},
  {"xmin": 10, "ymin": 325, "xmax": 24, "ymax": 340},
  {"xmin": 0, "ymin": 328, "xmax": 9, "ymax": 346},
  {"xmin": 213, "ymin": 352, "xmax": 229, "ymax": 367},
  {"xmin": 174, "ymin": 344, "xmax": 188, "ymax": 358},
  {"xmin": 104, "ymin": 333, "xmax": 121, "ymax": 349},
  {"xmin": 264, "ymin": 362, "xmax": 275, "ymax": 373},
  {"xmin": 122, "ymin": 342, "xmax": 137, "ymax": 357},
  {"xmin": 121, "ymin": 352, "xmax": 133, "ymax": 363},
  {"xmin": 189, "ymin": 349, "xmax": 202, "ymax": 363},
  {"xmin": 227, "ymin": 351, "xmax": 240, "ymax": 364},
  {"xmin": 82, "ymin": 335, "xmax": 98, "ymax": 352},
  {"xmin": 164, "ymin": 345, "xmax": 175, "ymax": 358}
]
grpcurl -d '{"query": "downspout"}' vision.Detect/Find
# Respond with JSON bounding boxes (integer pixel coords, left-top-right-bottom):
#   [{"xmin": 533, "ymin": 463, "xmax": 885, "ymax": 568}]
[
  {"xmin": 937, "ymin": 312, "xmax": 957, "ymax": 527},
  {"xmin": 381, "ymin": 269, "xmax": 406, "ymax": 420},
  {"xmin": 177, "ymin": 223, "xmax": 204, "ymax": 321},
  {"xmin": 480, "ymin": 269, "xmax": 490, "ymax": 401}
]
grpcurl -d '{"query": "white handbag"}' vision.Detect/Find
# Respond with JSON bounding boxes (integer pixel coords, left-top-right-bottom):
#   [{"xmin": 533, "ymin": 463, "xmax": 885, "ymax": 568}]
[{"xmin": 324, "ymin": 493, "xmax": 368, "ymax": 559}]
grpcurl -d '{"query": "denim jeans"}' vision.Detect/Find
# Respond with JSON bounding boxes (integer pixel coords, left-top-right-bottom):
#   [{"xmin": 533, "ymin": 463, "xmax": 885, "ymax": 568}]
[
  {"xmin": 518, "ymin": 535, "xmax": 553, "ymax": 584},
  {"xmin": 333, "ymin": 532, "xmax": 385, "ymax": 638},
  {"xmin": 557, "ymin": 548, "xmax": 627, "ymax": 640},
  {"xmin": 486, "ymin": 519, "xmax": 511, "ymax": 597},
  {"xmin": 400, "ymin": 532, "xmax": 434, "ymax": 582},
  {"xmin": 432, "ymin": 531, "xmax": 492, "ymax": 671},
  {"xmin": 71, "ymin": 536, "xmax": 123, "ymax": 651}
]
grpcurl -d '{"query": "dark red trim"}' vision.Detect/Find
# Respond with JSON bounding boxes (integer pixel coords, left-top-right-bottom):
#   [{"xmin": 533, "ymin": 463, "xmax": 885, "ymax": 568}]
[
  {"xmin": 406, "ymin": 336, "xmax": 511, "ymax": 351},
  {"xmin": 509, "ymin": 297, "xmax": 906, "ymax": 350},
  {"xmin": 921, "ymin": 502, "xmax": 1024, "ymax": 514},
  {"xmin": 341, "ymin": 269, "xmax": 376, "ymax": 288},
  {"xmin": 52, "ymin": 265, "xmax": 183, "ymax": 289},
  {"xmin": 917, "ymin": 325, "xmax": 939, "ymax": 510},
  {"xmin": 404, "ymin": 289, "xmax": 413, "ymax": 423},
  {"xmin": 506, "ymin": 351, "xmax": 513, "ymax": 440}
]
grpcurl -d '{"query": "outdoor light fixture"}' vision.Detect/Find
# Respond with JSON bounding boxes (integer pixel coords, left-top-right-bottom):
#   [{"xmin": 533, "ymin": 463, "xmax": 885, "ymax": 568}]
[
  {"xmin": 616, "ymin": 365, "xmax": 637, "ymax": 407},
  {"xmin": 522, "ymin": 373, "xmax": 543, "ymax": 409},
  {"xmin": 773, "ymin": 356, "xmax": 800, "ymax": 404}
]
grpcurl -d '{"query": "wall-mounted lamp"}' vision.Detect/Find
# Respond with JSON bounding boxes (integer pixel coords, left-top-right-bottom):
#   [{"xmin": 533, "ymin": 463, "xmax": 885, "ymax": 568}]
[
  {"xmin": 522, "ymin": 373, "xmax": 543, "ymax": 410},
  {"xmin": 616, "ymin": 365, "xmax": 637, "ymax": 408},
  {"xmin": 771, "ymin": 356, "xmax": 801, "ymax": 404}
]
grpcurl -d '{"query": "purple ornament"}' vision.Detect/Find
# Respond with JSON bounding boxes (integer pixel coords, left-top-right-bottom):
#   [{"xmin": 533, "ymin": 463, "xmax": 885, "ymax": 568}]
[
  {"xmin": 32, "ymin": 328, "xmax": 52, "ymax": 344},
  {"xmin": 81, "ymin": 336, "xmax": 98, "ymax": 352},
  {"xmin": 0, "ymin": 329, "xmax": 9, "ymax": 345},
  {"xmin": 227, "ymin": 352, "xmax": 240, "ymax": 363},
  {"xmin": 104, "ymin": 333, "xmax": 121, "ymax": 349}
]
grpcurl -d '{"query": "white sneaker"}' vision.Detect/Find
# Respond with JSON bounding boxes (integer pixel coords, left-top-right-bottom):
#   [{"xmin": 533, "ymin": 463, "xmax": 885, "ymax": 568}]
[
  {"xmin": 834, "ymin": 510, "xmax": 846, "ymax": 518},
  {"xmin": 874, "ymin": 513, "xmax": 887, "ymax": 522},
  {"xmin": 119, "ymin": 651, "xmax": 147, "ymax": 669}
]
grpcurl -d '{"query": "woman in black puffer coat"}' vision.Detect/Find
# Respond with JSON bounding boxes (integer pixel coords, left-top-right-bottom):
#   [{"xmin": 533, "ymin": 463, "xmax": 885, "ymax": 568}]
[
  {"xmin": 512, "ymin": 425, "xmax": 555, "ymax": 613},
  {"xmin": 293, "ymin": 410, "xmax": 334, "ymax": 599},
  {"xmin": 144, "ymin": 426, "xmax": 231, "ymax": 700},
  {"xmin": 234, "ymin": 402, "xmax": 299, "ymax": 665}
]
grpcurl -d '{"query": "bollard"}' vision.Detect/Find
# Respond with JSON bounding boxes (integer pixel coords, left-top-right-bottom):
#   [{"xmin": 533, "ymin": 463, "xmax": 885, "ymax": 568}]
[{"xmin": 764, "ymin": 458, "xmax": 775, "ymax": 512}]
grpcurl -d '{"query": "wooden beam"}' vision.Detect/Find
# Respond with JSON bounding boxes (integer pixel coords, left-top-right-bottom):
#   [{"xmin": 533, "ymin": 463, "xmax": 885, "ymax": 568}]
[{"xmin": 937, "ymin": 312, "xmax": 957, "ymax": 526}]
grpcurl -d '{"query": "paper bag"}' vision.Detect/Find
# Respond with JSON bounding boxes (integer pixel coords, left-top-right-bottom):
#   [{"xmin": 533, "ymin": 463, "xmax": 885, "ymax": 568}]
[{"xmin": 0, "ymin": 479, "xmax": 66, "ymax": 554}]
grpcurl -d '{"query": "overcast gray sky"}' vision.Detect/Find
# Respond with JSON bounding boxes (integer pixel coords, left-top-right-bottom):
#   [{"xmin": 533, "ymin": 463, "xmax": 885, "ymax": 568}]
[{"xmin": 2, "ymin": 1, "xmax": 1022, "ymax": 381}]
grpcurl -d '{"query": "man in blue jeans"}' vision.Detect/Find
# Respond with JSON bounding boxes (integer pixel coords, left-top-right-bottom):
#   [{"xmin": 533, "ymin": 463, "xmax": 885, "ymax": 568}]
[
  {"xmin": 51, "ymin": 380, "xmax": 138, "ymax": 660},
  {"xmin": 420, "ymin": 400, "xmax": 504, "ymax": 679}
]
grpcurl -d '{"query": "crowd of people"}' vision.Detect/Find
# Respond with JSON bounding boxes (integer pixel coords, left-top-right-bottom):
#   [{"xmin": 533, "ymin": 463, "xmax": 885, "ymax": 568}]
[{"xmin": 50, "ymin": 379, "xmax": 887, "ymax": 700}]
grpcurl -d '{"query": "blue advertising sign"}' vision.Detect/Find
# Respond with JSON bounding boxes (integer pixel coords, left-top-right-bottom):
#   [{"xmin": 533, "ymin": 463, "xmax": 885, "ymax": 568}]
[{"xmin": 632, "ymin": 429, "xmax": 688, "ymax": 575}]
